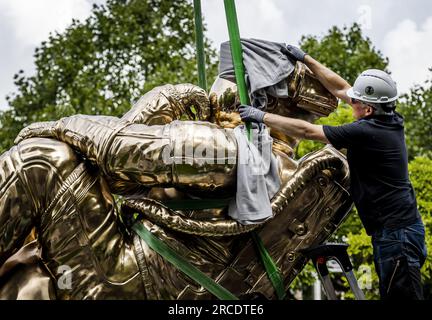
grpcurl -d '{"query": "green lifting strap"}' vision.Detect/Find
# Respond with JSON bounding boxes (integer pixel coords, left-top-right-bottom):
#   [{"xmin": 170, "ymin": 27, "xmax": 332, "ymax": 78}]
[
  {"xmin": 152, "ymin": 0, "xmax": 285, "ymax": 301},
  {"xmin": 132, "ymin": 222, "xmax": 239, "ymax": 300},
  {"xmin": 223, "ymin": 0, "xmax": 252, "ymax": 140},
  {"xmin": 133, "ymin": 219, "xmax": 286, "ymax": 300},
  {"xmin": 224, "ymin": 0, "xmax": 286, "ymax": 300},
  {"xmin": 251, "ymin": 232, "xmax": 286, "ymax": 300}
]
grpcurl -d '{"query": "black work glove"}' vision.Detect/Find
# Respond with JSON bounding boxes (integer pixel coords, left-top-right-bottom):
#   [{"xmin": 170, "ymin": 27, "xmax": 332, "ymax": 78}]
[
  {"xmin": 238, "ymin": 105, "xmax": 266, "ymax": 123},
  {"xmin": 286, "ymin": 45, "xmax": 307, "ymax": 62}
]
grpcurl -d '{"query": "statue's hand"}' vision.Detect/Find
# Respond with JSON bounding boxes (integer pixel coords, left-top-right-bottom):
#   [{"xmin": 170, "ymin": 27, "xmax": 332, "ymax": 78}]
[
  {"xmin": 15, "ymin": 115, "xmax": 123, "ymax": 166},
  {"xmin": 122, "ymin": 84, "xmax": 211, "ymax": 125},
  {"xmin": 15, "ymin": 121, "xmax": 59, "ymax": 144}
]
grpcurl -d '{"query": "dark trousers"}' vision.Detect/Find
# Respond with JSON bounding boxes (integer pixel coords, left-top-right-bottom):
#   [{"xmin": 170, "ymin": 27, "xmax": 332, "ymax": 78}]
[{"xmin": 372, "ymin": 219, "xmax": 427, "ymax": 300}]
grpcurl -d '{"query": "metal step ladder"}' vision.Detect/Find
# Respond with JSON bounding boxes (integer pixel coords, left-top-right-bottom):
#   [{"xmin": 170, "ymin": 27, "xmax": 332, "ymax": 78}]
[{"xmin": 301, "ymin": 243, "xmax": 366, "ymax": 300}]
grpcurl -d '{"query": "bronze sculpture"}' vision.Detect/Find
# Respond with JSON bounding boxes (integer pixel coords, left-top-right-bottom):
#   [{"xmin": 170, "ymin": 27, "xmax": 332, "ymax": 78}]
[{"xmin": 0, "ymin": 62, "xmax": 352, "ymax": 299}]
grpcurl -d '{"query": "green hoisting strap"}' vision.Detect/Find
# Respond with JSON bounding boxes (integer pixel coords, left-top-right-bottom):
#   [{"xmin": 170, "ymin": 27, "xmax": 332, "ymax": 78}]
[
  {"xmin": 251, "ymin": 232, "xmax": 286, "ymax": 300},
  {"xmin": 224, "ymin": 0, "xmax": 286, "ymax": 300},
  {"xmin": 146, "ymin": 0, "xmax": 285, "ymax": 300},
  {"xmin": 132, "ymin": 222, "xmax": 239, "ymax": 300},
  {"xmin": 133, "ymin": 219, "xmax": 286, "ymax": 300},
  {"xmin": 223, "ymin": 0, "xmax": 252, "ymax": 141}
]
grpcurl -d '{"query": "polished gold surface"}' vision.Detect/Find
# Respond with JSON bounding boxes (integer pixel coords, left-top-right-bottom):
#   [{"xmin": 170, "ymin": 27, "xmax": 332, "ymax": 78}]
[
  {"xmin": 0, "ymin": 78, "xmax": 351, "ymax": 300},
  {"xmin": 0, "ymin": 138, "xmax": 142, "ymax": 299},
  {"xmin": 123, "ymin": 84, "xmax": 211, "ymax": 125},
  {"xmin": 287, "ymin": 62, "xmax": 338, "ymax": 117},
  {"xmin": 0, "ymin": 241, "xmax": 55, "ymax": 299},
  {"xmin": 16, "ymin": 117, "xmax": 238, "ymax": 196}
]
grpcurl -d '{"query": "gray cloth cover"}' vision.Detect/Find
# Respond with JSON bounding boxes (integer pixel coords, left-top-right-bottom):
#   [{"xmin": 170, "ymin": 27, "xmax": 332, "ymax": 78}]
[
  {"xmin": 228, "ymin": 123, "xmax": 281, "ymax": 225},
  {"xmin": 219, "ymin": 38, "xmax": 296, "ymax": 110}
]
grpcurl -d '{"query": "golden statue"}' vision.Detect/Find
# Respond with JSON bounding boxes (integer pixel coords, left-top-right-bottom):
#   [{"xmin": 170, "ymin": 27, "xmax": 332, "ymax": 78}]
[{"xmin": 0, "ymin": 62, "xmax": 352, "ymax": 299}]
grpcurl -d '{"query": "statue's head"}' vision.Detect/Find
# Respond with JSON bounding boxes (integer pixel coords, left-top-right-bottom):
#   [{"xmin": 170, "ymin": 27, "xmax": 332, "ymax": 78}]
[{"xmin": 209, "ymin": 62, "xmax": 338, "ymax": 152}]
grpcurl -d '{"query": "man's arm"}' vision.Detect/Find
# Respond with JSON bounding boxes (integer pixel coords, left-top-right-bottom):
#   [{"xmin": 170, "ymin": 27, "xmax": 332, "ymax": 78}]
[
  {"xmin": 238, "ymin": 105, "xmax": 329, "ymax": 143},
  {"xmin": 263, "ymin": 112, "xmax": 329, "ymax": 144},
  {"xmin": 303, "ymin": 55, "xmax": 352, "ymax": 105}
]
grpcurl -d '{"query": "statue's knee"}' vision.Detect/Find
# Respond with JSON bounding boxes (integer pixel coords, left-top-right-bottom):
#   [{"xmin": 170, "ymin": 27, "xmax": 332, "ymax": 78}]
[
  {"xmin": 0, "ymin": 138, "xmax": 81, "ymax": 263},
  {"xmin": 15, "ymin": 138, "xmax": 82, "ymax": 212},
  {"xmin": 17, "ymin": 138, "xmax": 80, "ymax": 176}
]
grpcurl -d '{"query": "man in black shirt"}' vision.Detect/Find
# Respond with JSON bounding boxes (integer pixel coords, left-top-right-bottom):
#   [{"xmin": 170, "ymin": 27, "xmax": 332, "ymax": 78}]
[{"xmin": 238, "ymin": 46, "xmax": 427, "ymax": 300}]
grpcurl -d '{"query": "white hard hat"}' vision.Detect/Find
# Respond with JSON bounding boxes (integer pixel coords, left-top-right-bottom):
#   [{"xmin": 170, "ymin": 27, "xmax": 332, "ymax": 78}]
[{"xmin": 347, "ymin": 69, "xmax": 399, "ymax": 104}]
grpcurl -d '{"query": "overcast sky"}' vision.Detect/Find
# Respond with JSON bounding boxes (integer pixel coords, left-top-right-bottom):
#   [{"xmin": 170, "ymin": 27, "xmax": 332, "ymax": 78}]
[{"xmin": 1, "ymin": 0, "xmax": 432, "ymax": 111}]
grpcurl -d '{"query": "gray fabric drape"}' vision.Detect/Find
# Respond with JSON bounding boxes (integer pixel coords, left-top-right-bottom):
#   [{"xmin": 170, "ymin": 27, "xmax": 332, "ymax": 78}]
[
  {"xmin": 228, "ymin": 123, "xmax": 280, "ymax": 224},
  {"xmin": 219, "ymin": 38, "xmax": 295, "ymax": 110}
]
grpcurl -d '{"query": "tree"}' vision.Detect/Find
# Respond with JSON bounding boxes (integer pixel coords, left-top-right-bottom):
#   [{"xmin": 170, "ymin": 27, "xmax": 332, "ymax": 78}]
[
  {"xmin": 0, "ymin": 0, "xmax": 218, "ymax": 153},
  {"xmin": 409, "ymin": 157, "xmax": 432, "ymax": 300},
  {"xmin": 299, "ymin": 24, "xmax": 389, "ymax": 85},
  {"xmin": 398, "ymin": 71, "xmax": 432, "ymax": 160}
]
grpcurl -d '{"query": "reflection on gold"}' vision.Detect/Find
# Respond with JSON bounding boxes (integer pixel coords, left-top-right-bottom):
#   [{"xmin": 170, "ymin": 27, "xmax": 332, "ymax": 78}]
[{"xmin": 0, "ymin": 75, "xmax": 351, "ymax": 300}]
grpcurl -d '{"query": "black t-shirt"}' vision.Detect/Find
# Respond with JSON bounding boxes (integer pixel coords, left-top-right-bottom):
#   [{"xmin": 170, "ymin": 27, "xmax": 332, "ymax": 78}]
[{"xmin": 323, "ymin": 112, "xmax": 420, "ymax": 235}]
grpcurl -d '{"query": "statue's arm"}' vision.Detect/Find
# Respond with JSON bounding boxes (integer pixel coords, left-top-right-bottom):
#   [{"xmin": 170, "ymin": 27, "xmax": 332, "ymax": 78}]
[{"xmin": 16, "ymin": 115, "xmax": 237, "ymax": 195}]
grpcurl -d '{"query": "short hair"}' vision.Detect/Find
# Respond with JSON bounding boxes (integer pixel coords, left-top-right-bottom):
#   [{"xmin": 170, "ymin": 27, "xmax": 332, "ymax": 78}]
[{"xmin": 372, "ymin": 102, "xmax": 396, "ymax": 115}]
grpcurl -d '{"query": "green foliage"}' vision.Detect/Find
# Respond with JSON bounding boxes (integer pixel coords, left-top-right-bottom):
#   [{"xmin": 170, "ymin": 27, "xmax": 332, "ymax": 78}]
[
  {"xmin": 289, "ymin": 262, "xmax": 318, "ymax": 297},
  {"xmin": 0, "ymin": 0, "xmax": 218, "ymax": 153},
  {"xmin": 398, "ymin": 73, "xmax": 432, "ymax": 159},
  {"xmin": 300, "ymin": 23, "xmax": 389, "ymax": 84},
  {"xmin": 409, "ymin": 157, "xmax": 432, "ymax": 295},
  {"xmin": 344, "ymin": 226, "xmax": 380, "ymax": 299},
  {"xmin": 409, "ymin": 157, "xmax": 432, "ymax": 210}
]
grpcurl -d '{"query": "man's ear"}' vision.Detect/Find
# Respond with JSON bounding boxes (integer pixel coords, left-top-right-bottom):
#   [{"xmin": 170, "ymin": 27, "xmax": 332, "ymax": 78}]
[{"xmin": 366, "ymin": 106, "xmax": 375, "ymax": 116}]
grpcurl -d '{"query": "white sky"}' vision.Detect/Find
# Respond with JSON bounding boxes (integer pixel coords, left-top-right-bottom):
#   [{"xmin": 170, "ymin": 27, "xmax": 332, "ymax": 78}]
[{"xmin": 1, "ymin": 0, "xmax": 432, "ymax": 110}]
